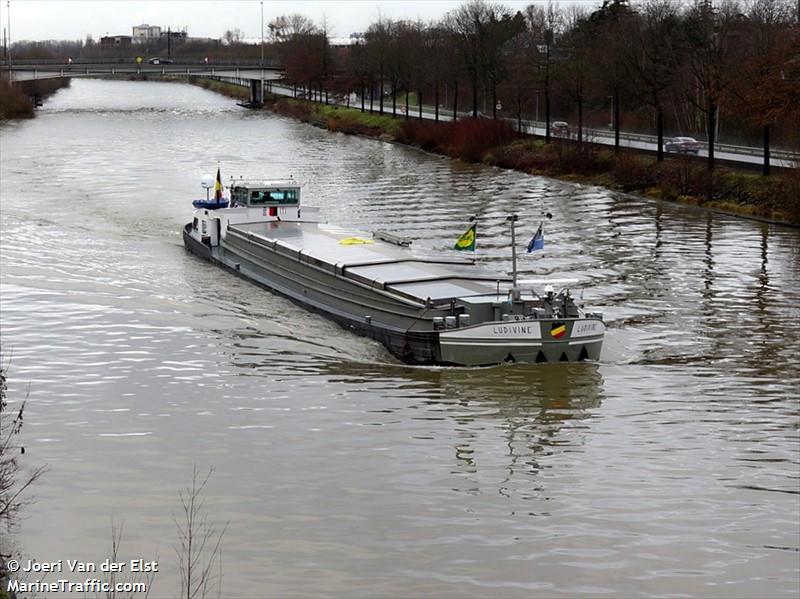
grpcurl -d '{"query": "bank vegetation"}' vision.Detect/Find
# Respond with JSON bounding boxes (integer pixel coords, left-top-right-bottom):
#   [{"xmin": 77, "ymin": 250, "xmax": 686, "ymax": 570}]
[{"xmin": 0, "ymin": 78, "xmax": 70, "ymax": 120}]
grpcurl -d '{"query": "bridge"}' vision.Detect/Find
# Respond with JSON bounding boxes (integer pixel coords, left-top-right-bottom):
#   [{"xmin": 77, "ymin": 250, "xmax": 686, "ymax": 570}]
[{"xmin": 1, "ymin": 59, "xmax": 284, "ymax": 104}]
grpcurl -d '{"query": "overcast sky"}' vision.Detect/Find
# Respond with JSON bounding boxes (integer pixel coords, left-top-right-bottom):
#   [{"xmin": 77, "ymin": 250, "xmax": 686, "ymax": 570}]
[{"xmin": 0, "ymin": 0, "xmax": 589, "ymax": 43}]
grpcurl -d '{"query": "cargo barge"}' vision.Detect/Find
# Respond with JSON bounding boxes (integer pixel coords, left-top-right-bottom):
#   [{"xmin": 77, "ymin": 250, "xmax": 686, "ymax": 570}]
[{"xmin": 183, "ymin": 177, "xmax": 605, "ymax": 365}]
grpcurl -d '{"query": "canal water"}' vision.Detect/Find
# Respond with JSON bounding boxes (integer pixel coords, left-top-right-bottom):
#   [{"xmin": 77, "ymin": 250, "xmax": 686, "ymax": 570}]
[{"xmin": 1, "ymin": 79, "xmax": 798, "ymax": 597}]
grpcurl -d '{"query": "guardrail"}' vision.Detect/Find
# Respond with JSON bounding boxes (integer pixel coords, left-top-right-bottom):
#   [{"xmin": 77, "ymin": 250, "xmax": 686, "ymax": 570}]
[{"xmin": 578, "ymin": 125, "xmax": 797, "ymax": 162}]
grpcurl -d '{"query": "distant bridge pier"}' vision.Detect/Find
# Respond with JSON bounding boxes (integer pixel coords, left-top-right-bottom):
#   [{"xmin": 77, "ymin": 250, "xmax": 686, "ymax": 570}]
[{"xmin": 250, "ymin": 79, "xmax": 263, "ymax": 105}]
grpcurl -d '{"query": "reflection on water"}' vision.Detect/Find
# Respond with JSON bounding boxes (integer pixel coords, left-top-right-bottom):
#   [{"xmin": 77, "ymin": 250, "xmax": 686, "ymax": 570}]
[{"xmin": 1, "ymin": 79, "xmax": 798, "ymax": 597}]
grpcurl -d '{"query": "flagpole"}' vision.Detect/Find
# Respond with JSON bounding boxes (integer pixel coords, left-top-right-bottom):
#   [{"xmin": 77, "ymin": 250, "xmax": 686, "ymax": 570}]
[{"xmin": 507, "ymin": 214, "xmax": 519, "ymax": 300}]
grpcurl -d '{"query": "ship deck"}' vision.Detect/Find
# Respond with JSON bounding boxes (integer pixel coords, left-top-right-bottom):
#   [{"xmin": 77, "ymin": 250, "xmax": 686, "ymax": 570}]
[{"xmin": 229, "ymin": 221, "xmax": 513, "ymax": 305}]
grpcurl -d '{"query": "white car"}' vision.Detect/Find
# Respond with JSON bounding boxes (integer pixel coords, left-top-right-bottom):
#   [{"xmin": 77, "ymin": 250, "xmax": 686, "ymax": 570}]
[
  {"xmin": 665, "ymin": 137, "xmax": 700, "ymax": 154},
  {"xmin": 550, "ymin": 121, "xmax": 569, "ymax": 136}
]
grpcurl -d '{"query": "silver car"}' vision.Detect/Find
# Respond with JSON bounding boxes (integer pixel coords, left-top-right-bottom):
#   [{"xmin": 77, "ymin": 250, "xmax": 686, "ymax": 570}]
[{"xmin": 665, "ymin": 136, "xmax": 700, "ymax": 154}]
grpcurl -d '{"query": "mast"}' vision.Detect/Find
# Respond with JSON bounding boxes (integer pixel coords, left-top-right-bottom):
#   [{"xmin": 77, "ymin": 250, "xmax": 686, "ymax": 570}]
[{"xmin": 507, "ymin": 214, "xmax": 520, "ymax": 300}]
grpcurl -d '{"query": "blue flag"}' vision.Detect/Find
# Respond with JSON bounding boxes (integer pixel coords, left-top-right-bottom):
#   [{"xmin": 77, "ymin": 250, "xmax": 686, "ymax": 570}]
[{"xmin": 527, "ymin": 222, "xmax": 544, "ymax": 252}]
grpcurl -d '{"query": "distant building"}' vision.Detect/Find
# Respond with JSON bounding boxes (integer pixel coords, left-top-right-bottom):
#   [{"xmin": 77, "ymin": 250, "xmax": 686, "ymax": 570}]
[
  {"xmin": 100, "ymin": 35, "xmax": 133, "ymax": 49},
  {"xmin": 132, "ymin": 24, "xmax": 161, "ymax": 43}
]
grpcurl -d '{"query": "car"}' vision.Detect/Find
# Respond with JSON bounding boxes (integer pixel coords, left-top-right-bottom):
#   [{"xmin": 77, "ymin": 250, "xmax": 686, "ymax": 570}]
[
  {"xmin": 665, "ymin": 136, "xmax": 700, "ymax": 154},
  {"xmin": 147, "ymin": 57, "xmax": 174, "ymax": 65},
  {"xmin": 550, "ymin": 120, "xmax": 569, "ymax": 136}
]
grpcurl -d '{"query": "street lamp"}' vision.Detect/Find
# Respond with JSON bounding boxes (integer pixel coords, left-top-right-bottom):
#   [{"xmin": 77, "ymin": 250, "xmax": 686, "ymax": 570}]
[
  {"xmin": 260, "ymin": 1, "xmax": 264, "ymax": 100},
  {"xmin": 260, "ymin": 1, "xmax": 264, "ymax": 67},
  {"xmin": 6, "ymin": 0, "xmax": 11, "ymax": 71}
]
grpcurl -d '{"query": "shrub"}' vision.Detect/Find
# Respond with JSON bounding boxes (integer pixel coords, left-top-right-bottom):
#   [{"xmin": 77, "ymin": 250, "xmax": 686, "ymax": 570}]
[
  {"xmin": 397, "ymin": 119, "xmax": 452, "ymax": 152},
  {"xmin": 449, "ymin": 118, "xmax": 515, "ymax": 162},
  {"xmin": 611, "ymin": 151, "xmax": 654, "ymax": 191},
  {"xmin": 488, "ymin": 140, "xmax": 557, "ymax": 172}
]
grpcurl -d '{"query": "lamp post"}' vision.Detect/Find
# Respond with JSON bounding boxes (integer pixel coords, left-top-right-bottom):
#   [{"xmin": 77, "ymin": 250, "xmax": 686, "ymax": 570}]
[
  {"xmin": 260, "ymin": 1, "xmax": 264, "ymax": 100},
  {"xmin": 260, "ymin": 1, "xmax": 264, "ymax": 67},
  {"xmin": 6, "ymin": 0, "xmax": 11, "ymax": 72}
]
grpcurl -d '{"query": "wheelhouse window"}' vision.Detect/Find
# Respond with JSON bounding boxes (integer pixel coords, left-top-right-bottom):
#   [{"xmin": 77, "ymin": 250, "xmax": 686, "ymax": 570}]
[
  {"xmin": 248, "ymin": 189, "xmax": 299, "ymax": 206},
  {"xmin": 230, "ymin": 186, "xmax": 300, "ymax": 206},
  {"xmin": 231, "ymin": 187, "xmax": 249, "ymax": 205}
]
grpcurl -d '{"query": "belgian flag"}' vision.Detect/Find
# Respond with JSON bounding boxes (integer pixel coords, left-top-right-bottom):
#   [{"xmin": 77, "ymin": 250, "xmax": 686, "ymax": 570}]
[
  {"xmin": 214, "ymin": 167, "xmax": 223, "ymax": 202},
  {"xmin": 550, "ymin": 322, "xmax": 566, "ymax": 339},
  {"xmin": 454, "ymin": 224, "xmax": 476, "ymax": 252}
]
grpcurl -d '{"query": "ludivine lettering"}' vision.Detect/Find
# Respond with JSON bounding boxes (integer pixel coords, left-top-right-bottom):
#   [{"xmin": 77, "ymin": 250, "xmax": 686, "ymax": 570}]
[{"xmin": 491, "ymin": 325, "xmax": 533, "ymax": 335}]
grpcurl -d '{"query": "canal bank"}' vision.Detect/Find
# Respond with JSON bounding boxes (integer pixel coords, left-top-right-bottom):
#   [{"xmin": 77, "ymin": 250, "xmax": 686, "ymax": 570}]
[
  {"xmin": 0, "ymin": 78, "xmax": 71, "ymax": 120},
  {"xmin": 256, "ymin": 91, "xmax": 800, "ymax": 227}
]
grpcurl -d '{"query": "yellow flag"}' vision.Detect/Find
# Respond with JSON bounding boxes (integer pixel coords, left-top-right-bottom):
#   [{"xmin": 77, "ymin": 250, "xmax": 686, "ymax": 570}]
[{"xmin": 454, "ymin": 224, "xmax": 476, "ymax": 251}]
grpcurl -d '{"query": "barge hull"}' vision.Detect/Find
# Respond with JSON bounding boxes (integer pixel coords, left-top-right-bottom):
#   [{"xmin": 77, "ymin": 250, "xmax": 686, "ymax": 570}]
[
  {"xmin": 183, "ymin": 218, "xmax": 605, "ymax": 366},
  {"xmin": 184, "ymin": 226, "xmax": 441, "ymax": 363}
]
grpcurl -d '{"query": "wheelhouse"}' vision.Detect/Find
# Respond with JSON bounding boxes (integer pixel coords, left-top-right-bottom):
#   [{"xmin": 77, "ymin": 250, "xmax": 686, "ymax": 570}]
[{"xmin": 230, "ymin": 180, "xmax": 301, "ymax": 208}]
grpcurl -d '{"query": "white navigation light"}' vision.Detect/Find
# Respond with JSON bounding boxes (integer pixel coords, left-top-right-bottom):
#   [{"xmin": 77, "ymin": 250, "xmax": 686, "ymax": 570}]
[
  {"xmin": 201, "ymin": 174, "xmax": 215, "ymax": 189},
  {"xmin": 544, "ymin": 284, "xmax": 555, "ymax": 294}
]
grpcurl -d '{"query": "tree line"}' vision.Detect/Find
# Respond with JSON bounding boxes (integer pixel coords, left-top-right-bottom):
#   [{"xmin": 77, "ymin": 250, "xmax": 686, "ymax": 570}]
[{"xmin": 266, "ymin": 0, "xmax": 798, "ymax": 173}]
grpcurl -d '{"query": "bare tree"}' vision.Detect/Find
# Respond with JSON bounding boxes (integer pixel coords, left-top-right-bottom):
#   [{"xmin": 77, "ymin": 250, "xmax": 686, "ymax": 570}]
[
  {"xmin": 585, "ymin": 0, "xmax": 637, "ymax": 151},
  {"xmin": 99, "ymin": 517, "xmax": 155, "ymax": 599},
  {"xmin": 445, "ymin": 0, "xmax": 521, "ymax": 117},
  {"xmin": 423, "ymin": 25, "xmax": 452, "ymax": 122},
  {"xmin": 268, "ymin": 14, "xmax": 324, "ymax": 98},
  {"xmin": 728, "ymin": 0, "xmax": 797, "ymax": 173},
  {"xmin": 500, "ymin": 27, "xmax": 538, "ymax": 134},
  {"xmin": 621, "ymin": 0, "xmax": 684, "ymax": 160},
  {"xmin": 525, "ymin": 2, "xmax": 563, "ymax": 142},
  {"xmin": 557, "ymin": 5, "xmax": 593, "ymax": 143},
  {"xmin": 174, "ymin": 466, "xmax": 227, "ymax": 599},
  {"xmin": 221, "ymin": 29, "xmax": 243, "ymax": 46},
  {"xmin": 268, "ymin": 14, "xmax": 318, "ymax": 41},
  {"xmin": 683, "ymin": 0, "xmax": 742, "ymax": 171},
  {"xmin": 0, "ymin": 364, "xmax": 46, "ymax": 528},
  {"xmin": 364, "ymin": 17, "xmax": 392, "ymax": 114}
]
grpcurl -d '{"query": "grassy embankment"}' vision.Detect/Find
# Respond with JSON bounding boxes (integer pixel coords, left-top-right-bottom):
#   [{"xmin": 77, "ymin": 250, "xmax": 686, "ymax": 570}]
[
  {"xmin": 261, "ymin": 93, "xmax": 800, "ymax": 226},
  {"xmin": 0, "ymin": 78, "xmax": 71, "ymax": 119},
  {"xmin": 180, "ymin": 76, "xmax": 251, "ymax": 101}
]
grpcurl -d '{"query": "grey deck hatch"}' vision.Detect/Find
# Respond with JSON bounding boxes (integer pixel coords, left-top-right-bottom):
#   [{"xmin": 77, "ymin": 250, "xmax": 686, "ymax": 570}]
[{"xmin": 230, "ymin": 220, "xmax": 510, "ymax": 302}]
